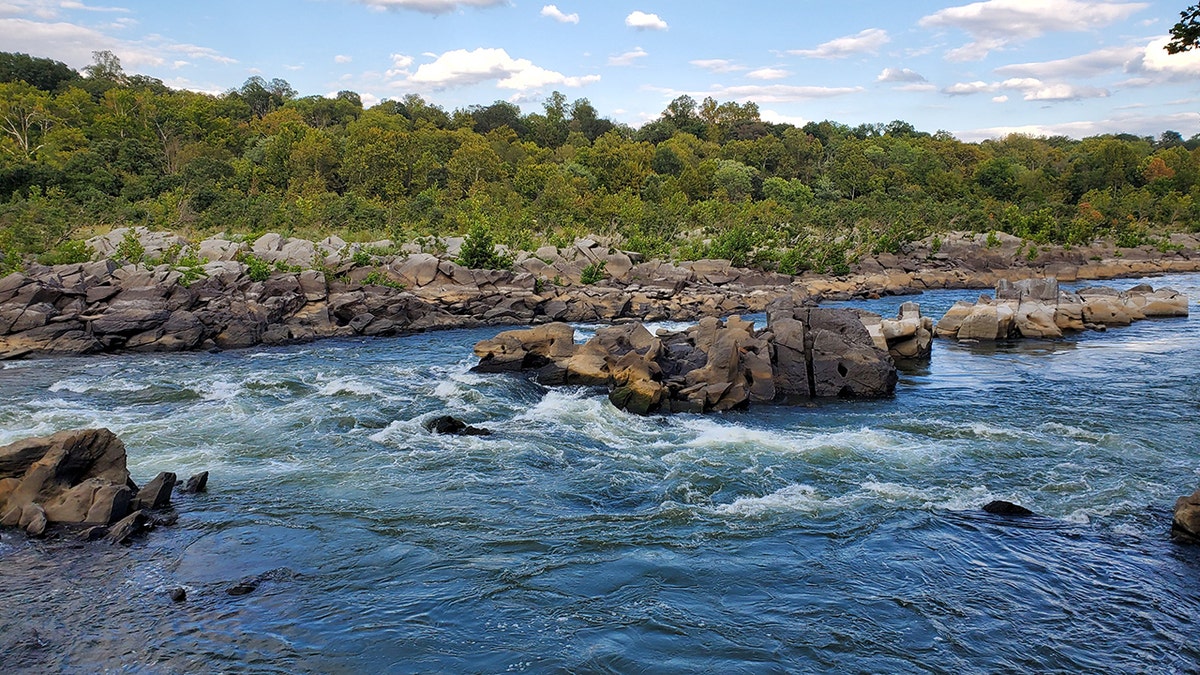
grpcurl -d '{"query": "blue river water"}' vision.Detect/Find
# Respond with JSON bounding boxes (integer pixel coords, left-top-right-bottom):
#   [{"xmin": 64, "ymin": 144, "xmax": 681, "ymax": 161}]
[{"xmin": 2, "ymin": 274, "xmax": 1200, "ymax": 673}]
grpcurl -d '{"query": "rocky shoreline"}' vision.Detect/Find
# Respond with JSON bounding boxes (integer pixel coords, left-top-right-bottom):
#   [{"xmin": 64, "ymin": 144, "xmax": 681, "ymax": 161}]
[{"xmin": 2, "ymin": 228, "xmax": 1200, "ymax": 359}]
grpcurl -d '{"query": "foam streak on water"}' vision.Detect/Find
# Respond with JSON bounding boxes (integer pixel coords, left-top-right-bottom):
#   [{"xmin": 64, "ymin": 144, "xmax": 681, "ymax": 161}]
[{"xmin": 2, "ymin": 276, "xmax": 1200, "ymax": 673}]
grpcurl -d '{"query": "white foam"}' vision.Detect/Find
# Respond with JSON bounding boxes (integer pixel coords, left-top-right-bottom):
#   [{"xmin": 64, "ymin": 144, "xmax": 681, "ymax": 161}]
[
  {"xmin": 317, "ymin": 377, "xmax": 382, "ymax": 397},
  {"xmin": 49, "ymin": 377, "xmax": 150, "ymax": 394},
  {"xmin": 666, "ymin": 419, "xmax": 929, "ymax": 465},
  {"xmin": 200, "ymin": 378, "xmax": 242, "ymax": 402},
  {"xmin": 514, "ymin": 389, "xmax": 662, "ymax": 449},
  {"xmin": 712, "ymin": 483, "xmax": 825, "ymax": 517},
  {"xmin": 1038, "ymin": 421, "xmax": 1108, "ymax": 443}
]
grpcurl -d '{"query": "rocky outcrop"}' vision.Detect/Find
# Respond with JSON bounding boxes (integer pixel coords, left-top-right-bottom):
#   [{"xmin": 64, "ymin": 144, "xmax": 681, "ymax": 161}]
[
  {"xmin": 0, "ymin": 428, "xmax": 197, "ymax": 543},
  {"xmin": 935, "ymin": 279, "xmax": 1188, "ymax": 341},
  {"xmin": 858, "ymin": 302, "xmax": 934, "ymax": 360},
  {"xmin": 473, "ymin": 299, "xmax": 897, "ymax": 415},
  {"xmin": 5, "ymin": 227, "xmax": 1200, "ymax": 359}
]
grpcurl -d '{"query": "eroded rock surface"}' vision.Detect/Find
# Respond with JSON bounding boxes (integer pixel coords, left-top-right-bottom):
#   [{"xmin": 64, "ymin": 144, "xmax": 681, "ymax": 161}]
[
  {"xmin": 936, "ymin": 279, "xmax": 1188, "ymax": 341},
  {"xmin": 473, "ymin": 297, "xmax": 898, "ymax": 415},
  {"xmin": 0, "ymin": 428, "xmax": 198, "ymax": 542}
]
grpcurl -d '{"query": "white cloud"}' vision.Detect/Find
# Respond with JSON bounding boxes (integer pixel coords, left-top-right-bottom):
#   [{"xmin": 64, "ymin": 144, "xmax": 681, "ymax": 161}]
[
  {"xmin": 992, "ymin": 95, "xmax": 1009, "ymax": 102},
  {"xmin": 690, "ymin": 59, "xmax": 745, "ymax": 73},
  {"xmin": 1000, "ymin": 77, "xmax": 1108, "ymax": 101},
  {"xmin": 407, "ymin": 47, "xmax": 598, "ymax": 90},
  {"xmin": 158, "ymin": 76, "xmax": 226, "ymax": 96},
  {"xmin": 877, "ymin": 67, "xmax": 927, "ymax": 83},
  {"xmin": 284, "ymin": 64, "xmax": 304, "ymax": 71},
  {"xmin": 943, "ymin": 77, "xmax": 1108, "ymax": 101},
  {"xmin": 789, "ymin": 28, "xmax": 890, "ymax": 59},
  {"xmin": 625, "ymin": 10, "xmax": 667, "ymax": 31},
  {"xmin": 919, "ymin": 0, "xmax": 1149, "ymax": 61},
  {"xmin": 60, "ymin": 1, "xmax": 129, "ymax": 12},
  {"xmin": 955, "ymin": 111, "xmax": 1200, "ymax": 141},
  {"xmin": 995, "ymin": 45, "xmax": 1138, "ymax": 78},
  {"xmin": 708, "ymin": 84, "xmax": 863, "ymax": 103},
  {"xmin": 760, "ymin": 109, "xmax": 809, "ymax": 126},
  {"xmin": 746, "ymin": 67, "xmax": 789, "ymax": 81},
  {"xmin": 386, "ymin": 53, "xmax": 414, "ymax": 77},
  {"xmin": 0, "ymin": 17, "xmax": 235, "ymax": 69},
  {"xmin": 896, "ymin": 83, "xmax": 938, "ymax": 92},
  {"xmin": 335, "ymin": 54, "xmax": 353, "ymax": 64},
  {"xmin": 1134, "ymin": 36, "xmax": 1200, "ymax": 77},
  {"xmin": 942, "ymin": 80, "xmax": 998, "ymax": 95},
  {"xmin": 353, "ymin": 0, "xmax": 508, "ymax": 14},
  {"xmin": 608, "ymin": 47, "xmax": 648, "ymax": 67},
  {"xmin": 540, "ymin": 4, "xmax": 578, "ymax": 24}
]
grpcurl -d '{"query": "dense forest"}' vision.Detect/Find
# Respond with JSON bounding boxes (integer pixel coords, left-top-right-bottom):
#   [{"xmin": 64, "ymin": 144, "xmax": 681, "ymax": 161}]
[{"xmin": 2, "ymin": 50, "xmax": 1199, "ymax": 275}]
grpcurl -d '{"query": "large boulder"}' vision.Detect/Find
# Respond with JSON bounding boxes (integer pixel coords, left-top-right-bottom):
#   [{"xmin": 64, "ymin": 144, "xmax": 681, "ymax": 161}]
[
  {"xmin": 0, "ymin": 429, "xmax": 132, "ymax": 534},
  {"xmin": 0, "ymin": 429, "xmax": 196, "ymax": 541}
]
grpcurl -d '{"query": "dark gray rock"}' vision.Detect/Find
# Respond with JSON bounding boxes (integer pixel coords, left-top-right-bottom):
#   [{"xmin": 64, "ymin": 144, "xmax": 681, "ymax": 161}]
[
  {"xmin": 424, "ymin": 416, "xmax": 492, "ymax": 436},
  {"xmin": 134, "ymin": 472, "xmax": 176, "ymax": 510},
  {"xmin": 983, "ymin": 500, "xmax": 1036, "ymax": 517},
  {"xmin": 181, "ymin": 471, "xmax": 209, "ymax": 494}
]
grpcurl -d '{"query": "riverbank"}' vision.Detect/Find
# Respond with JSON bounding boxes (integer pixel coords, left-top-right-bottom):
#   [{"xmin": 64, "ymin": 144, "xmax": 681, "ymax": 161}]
[{"xmin": 3, "ymin": 228, "xmax": 1200, "ymax": 359}]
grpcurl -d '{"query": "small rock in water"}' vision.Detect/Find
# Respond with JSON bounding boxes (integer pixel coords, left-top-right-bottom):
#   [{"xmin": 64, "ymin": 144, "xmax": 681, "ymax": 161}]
[
  {"xmin": 983, "ymin": 500, "xmax": 1036, "ymax": 517},
  {"xmin": 168, "ymin": 587, "xmax": 187, "ymax": 602},
  {"xmin": 79, "ymin": 525, "xmax": 108, "ymax": 541},
  {"xmin": 424, "ymin": 415, "xmax": 491, "ymax": 436},
  {"xmin": 226, "ymin": 581, "xmax": 258, "ymax": 596},
  {"xmin": 181, "ymin": 471, "xmax": 209, "ymax": 494}
]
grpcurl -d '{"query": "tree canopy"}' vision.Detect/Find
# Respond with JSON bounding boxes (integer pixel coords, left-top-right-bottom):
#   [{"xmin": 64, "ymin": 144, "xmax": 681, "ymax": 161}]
[
  {"xmin": 1, "ymin": 50, "xmax": 1199, "ymax": 275},
  {"xmin": 1167, "ymin": 4, "xmax": 1200, "ymax": 53}
]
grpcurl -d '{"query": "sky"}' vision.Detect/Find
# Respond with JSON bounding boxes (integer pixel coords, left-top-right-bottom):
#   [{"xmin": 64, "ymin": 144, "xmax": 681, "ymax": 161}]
[{"xmin": 1, "ymin": 0, "xmax": 1198, "ymax": 141}]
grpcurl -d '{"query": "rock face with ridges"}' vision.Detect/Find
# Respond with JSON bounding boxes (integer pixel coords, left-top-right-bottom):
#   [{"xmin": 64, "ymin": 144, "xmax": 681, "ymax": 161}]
[
  {"xmin": 473, "ymin": 298, "xmax": 897, "ymax": 415},
  {"xmin": 0, "ymin": 428, "xmax": 196, "ymax": 542},
  {"xmin": 0, "ymin": 429, "xmax": 132, "ymax": 535},
  {"xmin": 936, "ymin": 279, "xmax": 1188, "ymax": 341}
]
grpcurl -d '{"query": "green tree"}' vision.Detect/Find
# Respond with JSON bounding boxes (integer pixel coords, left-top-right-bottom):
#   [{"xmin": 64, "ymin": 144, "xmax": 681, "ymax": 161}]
[
  {"xmin": 1167, "ymin": 5, "xmax": 1200, "ymax": 53},
  {"xmin": 0, "ymin": 52, "xmax": 78, "ymax": 92},
  {"xmin": 456, "ymin": 222, "xmax": 511, "ymax": 269}
]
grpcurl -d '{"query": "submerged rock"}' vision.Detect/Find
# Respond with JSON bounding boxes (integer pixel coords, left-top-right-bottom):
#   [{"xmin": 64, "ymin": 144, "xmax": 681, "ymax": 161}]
[
  {"xmin": 983, "ymin": 500, "xmax": 1036, "ymax": 517},
  {"xmin": 424, "ymin": 415, "xmax": 492, "ymax": 436}
]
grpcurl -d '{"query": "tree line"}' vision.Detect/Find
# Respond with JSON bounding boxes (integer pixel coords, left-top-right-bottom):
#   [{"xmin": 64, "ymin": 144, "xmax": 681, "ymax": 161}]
[{"xmin": 2, "ymin": 50, "xmax": 1199, "ymax": 275}]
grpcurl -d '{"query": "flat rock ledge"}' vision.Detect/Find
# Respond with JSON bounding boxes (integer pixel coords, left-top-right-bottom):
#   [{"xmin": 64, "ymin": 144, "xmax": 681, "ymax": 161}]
[
  {"xmin": 935, "ymin": 278, "xmax": 1188, "ymax": 341},
  {"xmin": 0, "ymin": 428, "xmax": 205, "ymax": 543},
  {"xmin": 472, "ymin": 295, "xmax": 928, "ymax": 415}
]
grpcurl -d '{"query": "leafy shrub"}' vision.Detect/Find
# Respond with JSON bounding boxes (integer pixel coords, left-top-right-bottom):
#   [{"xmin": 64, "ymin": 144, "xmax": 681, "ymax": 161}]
[
  {"xmin": 174, "ymin": 251, "xmax": 209, "ymax": 286},
  {"xmin": 237, "ymin": 252, "xmax": 272, "ymax": 281},
  {"xmin": 115, "ymin": 229, "xmax": 146, "ymax": 264},
  {"xmin": 362, "ymin": 270, "xmax": 405, "ymax": 289},
  {"xmin": 580, "ymin": 260, "xmax": 607, "ymax": 285},
  {"xmin": 38, "ymin": 240, "xmax": 92, "ymax": 266},
  {"xmin": 457, "ymin": 223, "xmax": 512, "ymax": 270}
]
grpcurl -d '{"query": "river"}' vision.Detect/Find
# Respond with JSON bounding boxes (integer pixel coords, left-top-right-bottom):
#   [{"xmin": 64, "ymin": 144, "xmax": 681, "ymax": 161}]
[{"xmin": 2, "ymin": 274, "xmax": 1199, "ymax": 673}]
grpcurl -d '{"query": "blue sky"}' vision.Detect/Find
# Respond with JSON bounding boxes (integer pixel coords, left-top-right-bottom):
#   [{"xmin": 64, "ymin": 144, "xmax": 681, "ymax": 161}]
[{"xmin": 1, "ymin": 0, "xmax": 1198, "ymax": 140}]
